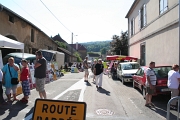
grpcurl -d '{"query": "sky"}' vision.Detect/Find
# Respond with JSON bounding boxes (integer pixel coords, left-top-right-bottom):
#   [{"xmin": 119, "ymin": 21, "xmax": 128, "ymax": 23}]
[{"xmin": 0, "ymin": 0, "xmax": 134, "ymax": 44}]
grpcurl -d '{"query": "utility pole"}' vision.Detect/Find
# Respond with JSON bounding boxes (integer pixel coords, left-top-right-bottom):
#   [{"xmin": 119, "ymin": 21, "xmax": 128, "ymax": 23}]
[{"xmin": 71, "ymin": 32, "xmax": 73, "ymax": 62}]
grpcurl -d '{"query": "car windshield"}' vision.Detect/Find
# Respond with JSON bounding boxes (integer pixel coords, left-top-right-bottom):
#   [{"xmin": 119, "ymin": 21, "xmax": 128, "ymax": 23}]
[
  {"xmin": 153, "ymin": 66, "xmax": 172, "ymax": 79},
  {"xmin": 122, "ymin": 63, "xmax": 140, "ymax": 70}
]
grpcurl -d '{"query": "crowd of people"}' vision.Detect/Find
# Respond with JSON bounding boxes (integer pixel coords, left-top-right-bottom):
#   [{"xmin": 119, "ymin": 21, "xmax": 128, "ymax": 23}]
[
  {"xmin": 0, "ymin": 50, "xmax": 47, "ymax": 106},
  {"xmin": 83, "ymin": 57, "xmax": 180, "ymax": 110},
  {"xmin": 0, "ymin": 54, "xmax": 180, "ymax": 111}
]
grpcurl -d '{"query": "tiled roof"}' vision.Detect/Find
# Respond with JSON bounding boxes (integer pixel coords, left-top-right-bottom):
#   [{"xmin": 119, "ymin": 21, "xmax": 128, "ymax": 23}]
[{"xmin": 52, "ymin": 34, "xmax": 67, "ymax": 43}]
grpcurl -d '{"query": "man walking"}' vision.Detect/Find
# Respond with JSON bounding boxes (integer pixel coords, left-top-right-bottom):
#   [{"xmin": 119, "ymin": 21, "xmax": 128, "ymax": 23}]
[
  {"xmin": 145, "ymin": 61, "xmax": 156, "ymax": 107},
  {"xmin": 83, "ymin": 56, "xmax": 89, "ymax": 82},
  {"xmin": 34, "ymin": 50, "xmax": 47, "ymax": 99},
  {"xmin": 91, "ymin": 59, "xmax": 97, "ymax": 82},
  {"xmin": 94, "ymin": 59, "xmax": 104, "ymax": 89},
  {"xmin": 167, "ymin": 64, "xmax": 180, "ymax": 110}
]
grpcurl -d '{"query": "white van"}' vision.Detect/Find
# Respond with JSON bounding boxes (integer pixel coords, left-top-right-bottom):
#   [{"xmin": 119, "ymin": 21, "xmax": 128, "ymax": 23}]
[
  {"xmin": 41, "ymin": 49, "xmax": 65, "ymax": 70},
  {"xmin": 117, "ymin": 62, "xmax": 140, "ymax": 84}
]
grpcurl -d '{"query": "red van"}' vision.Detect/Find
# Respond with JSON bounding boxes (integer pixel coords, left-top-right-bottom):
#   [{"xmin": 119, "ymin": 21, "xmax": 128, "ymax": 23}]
[{"xmin": 132, "ymin": 66, "xmax": 172, "ymax": 98}]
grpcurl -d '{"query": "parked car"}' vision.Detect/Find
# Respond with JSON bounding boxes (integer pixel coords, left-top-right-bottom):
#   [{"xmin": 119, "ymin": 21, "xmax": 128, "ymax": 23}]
[
  {"xmin": 117, "ymin": 62, "xmax": 140, "ymax": 84},
  {"xmin": 132, "ymin": 66, "xmax": 172, "ymax": 98},
  {"xmin": 3, "ymin": 52, "xmax": 36, "ymax": 65}
]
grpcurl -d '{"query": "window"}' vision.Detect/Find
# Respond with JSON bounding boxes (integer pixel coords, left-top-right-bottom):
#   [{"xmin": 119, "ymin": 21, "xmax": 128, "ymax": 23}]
[
  {"xmin": 160, "ymin": 0, "xmax": 168, "ymax": 14},
  {"xmin": 9, "ymin": 15, "xmax": 14, "ymax": 23},
  {"xmin": 31, "ymin": 29, "xmax": 34, "ymax": 42},
  {"xmin": 136, "ymin": 68, "xmax": 144, "ymax": 76},
  {"xmin": 130, "ymin": 18, "xmax": 135, "ymax": 36},
  {"xmin": 138, "ymin": 4, "xmax": 146, "ymax": 29}
]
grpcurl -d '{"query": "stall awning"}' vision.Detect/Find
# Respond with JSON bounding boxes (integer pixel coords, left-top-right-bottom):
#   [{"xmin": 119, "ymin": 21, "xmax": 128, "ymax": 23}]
[
  {"xmin": 0, "ymin": 34, "xmax": 24, "ymax": 49},
  {"xmin": 106, "ymin": 55, "xmax": 138, "ymax": 61}
]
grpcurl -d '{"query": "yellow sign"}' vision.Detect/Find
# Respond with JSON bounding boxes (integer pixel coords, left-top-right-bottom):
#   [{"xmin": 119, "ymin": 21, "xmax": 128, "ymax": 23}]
[{"xmin": 32, "ymin": 99, "xmax": 87, "ymax": 120}]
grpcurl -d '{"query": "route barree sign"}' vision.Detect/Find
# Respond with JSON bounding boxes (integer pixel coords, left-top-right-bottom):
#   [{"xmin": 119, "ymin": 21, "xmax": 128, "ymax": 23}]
[{"xmin": 32, "ymin": 99, "xmax": 87, "ymax": 120}]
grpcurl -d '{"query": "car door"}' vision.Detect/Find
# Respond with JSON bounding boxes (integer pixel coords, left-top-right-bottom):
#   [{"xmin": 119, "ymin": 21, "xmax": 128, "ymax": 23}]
[
  {"xmin": 133, "ymin": 68, "xmax": 141, "ymax": 84},
  {"xmin": 134, "ymin": 68, "xmax": 144, "ymax": 89},
  {"xmin": 136, "ymin": 68, "xmax": 145, "ymax": 88}
]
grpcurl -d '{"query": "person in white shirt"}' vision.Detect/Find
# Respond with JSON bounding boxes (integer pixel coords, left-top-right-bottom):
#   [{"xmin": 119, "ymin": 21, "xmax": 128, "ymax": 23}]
[
  {"xmin": 168, "ymin": 64, "xmax": 180, "ymax": 110},
  {"xmin": 145, "ymin": 61, "xmax": 157, "ymax": 107},
  {"xmin": 0, "ymin": 69, "xmax": 6, "ymax": 105}
]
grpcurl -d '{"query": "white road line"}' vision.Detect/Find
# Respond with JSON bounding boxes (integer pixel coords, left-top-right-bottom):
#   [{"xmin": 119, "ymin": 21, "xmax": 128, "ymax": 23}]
[{"xmin": 23, "ymin": 78, "xmax": 86, "ymax": 120}]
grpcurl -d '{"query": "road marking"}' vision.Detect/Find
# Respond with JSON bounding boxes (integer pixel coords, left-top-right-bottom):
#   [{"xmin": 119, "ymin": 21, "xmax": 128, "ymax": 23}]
[
  {"xmin": 23, "ymin": 78, "xmax": 86, "ymax": 120},
  {"xmin": 129, "ymin": 98, "xmax": 143, "ymax": 114}
]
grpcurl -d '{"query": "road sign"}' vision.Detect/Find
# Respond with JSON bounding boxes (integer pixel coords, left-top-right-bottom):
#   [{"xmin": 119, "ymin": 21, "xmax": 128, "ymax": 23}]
[{"xmin": 32, "ymin": 99, "xmax": 87, "ymax": 120}]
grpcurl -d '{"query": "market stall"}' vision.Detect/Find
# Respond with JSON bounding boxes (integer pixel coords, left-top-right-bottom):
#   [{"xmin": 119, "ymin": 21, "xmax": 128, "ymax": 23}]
[
  {"xmin": 0, "ymin": 34, "xmax": 24, "ymax": 95},
  {"xmin": 106, "ymin": 55, "xmax": 138, "ymax": 61}
]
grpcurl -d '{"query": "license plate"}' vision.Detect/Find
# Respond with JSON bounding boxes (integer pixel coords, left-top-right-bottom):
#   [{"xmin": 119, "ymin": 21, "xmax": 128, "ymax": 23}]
[{"xmin": 161, "ymin": 88, "xmax": 171, "ymax": 92}]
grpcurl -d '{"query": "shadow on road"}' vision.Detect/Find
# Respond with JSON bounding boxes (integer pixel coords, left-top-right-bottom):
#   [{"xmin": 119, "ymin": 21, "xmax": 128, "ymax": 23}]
[
  {"xmin": 98, "ymin": 88, "xmax": 110, "ymax": 96},
  {"xmin": 1, "ymin": 101, "xmax": 28, "ymax": 120}
]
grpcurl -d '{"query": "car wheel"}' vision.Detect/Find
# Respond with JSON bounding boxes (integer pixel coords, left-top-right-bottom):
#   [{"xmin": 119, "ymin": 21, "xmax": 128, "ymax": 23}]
[{"xmin": 142, "ymin": 87, "xmax": 146, "ymax": 99}]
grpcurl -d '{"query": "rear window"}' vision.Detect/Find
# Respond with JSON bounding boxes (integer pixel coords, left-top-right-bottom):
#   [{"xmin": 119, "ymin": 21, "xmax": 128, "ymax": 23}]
[
  {"xmin": 121, "ymin": 63, "xmax": 140, "ymax": 70},
  {"xmin": 153, "ymin": 66, "xmax": 172, "ymax": 79}
]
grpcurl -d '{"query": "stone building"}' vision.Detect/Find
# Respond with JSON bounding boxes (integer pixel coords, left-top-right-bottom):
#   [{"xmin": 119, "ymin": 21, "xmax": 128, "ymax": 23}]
[{"xmin": 0, "ymin": 4, "xmax": 58, "ymax": 57}]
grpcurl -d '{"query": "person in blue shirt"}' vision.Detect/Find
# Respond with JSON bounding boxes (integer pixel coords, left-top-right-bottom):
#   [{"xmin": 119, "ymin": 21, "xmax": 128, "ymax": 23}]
[{"xmin": 2, "ymin": 57, "xmax": 19, "ymax": 102}]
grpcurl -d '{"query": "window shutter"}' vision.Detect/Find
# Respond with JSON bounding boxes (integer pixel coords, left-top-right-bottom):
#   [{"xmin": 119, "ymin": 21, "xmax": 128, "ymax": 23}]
[
  {"xmin": 138, "ymin": 10, "xmax": 141, "ymax": 30},
  {"xmin": 130, "ymin": 19, "xmax": 132, "ymax": 37},
  {"xmin": 143, "ymin": 4, "xmax": 146, "ymax": 26}
]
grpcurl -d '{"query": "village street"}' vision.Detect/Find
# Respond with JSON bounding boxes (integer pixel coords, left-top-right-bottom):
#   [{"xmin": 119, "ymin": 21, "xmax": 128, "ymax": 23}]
[{"xmin": 0, "ymin": 71, "xmax": 179, "ymax": 120}]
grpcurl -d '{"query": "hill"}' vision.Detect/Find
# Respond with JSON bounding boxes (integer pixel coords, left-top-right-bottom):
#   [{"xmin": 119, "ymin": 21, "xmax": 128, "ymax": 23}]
[{"xmin": 81, "ymin": 41, "xmax": 111, "ymax": 53}]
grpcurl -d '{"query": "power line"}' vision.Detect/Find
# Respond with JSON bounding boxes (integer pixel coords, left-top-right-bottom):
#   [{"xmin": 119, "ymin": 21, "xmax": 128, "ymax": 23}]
[
  {"xmin": 11, "ymin": 0, "xmax": 57, "ymax": 35},
  {"xmin": 40, "ymin": 0, "xmax": 72, "ymax": 33}
]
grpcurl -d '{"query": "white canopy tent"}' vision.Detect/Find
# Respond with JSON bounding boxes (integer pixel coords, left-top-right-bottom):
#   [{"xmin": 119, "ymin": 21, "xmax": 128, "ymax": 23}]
[
  {"xmin": 0, "ymin": 34, "xmax": 24, "ymax": 49},
  {"xmin": 0, "ymin": 34, "xmax": 24, "ymax": 69}
]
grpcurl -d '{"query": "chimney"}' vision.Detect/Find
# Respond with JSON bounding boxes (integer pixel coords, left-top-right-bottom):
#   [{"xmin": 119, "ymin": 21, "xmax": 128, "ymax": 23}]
[{"xmin": 76, "ymin": 42, "xmax": 78, "ymax": 50}]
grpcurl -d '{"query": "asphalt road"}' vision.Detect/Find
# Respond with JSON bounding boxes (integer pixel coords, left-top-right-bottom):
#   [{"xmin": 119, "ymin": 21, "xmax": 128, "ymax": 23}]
[{"xmin": 0, "ymin": 71, "xmax": 179, "ymax": 120}]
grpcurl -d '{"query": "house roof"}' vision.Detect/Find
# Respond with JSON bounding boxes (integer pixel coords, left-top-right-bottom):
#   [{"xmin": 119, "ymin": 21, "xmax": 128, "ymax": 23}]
[
  {"xmin": 125, "ymin": 0, "xmax": 140, "ymax": 18},
  {"xmin": 52, "ymin": 34, "xmax": 67, "ymax": 43},
  {"xmin": 69, "ymin": 44, "xmax": 87, "ymax": 51},
  {"xmin": 88, "ymin": 53, "xmax": 100, "ymax": 57}
]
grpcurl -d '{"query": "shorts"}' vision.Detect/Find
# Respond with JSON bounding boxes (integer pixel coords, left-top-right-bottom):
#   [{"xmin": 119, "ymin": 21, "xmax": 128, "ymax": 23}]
[
  {"xmin": 146, "ymin": 86, "xmax": 155, "ymax": 95},
  {"xmin": 84, "ymin": 69, "xmax": 89, "ymax": 74},
  {"xmin": 35, "ymin": 78, "xmax": 46, "ymax": 92},
  {"xmin": 5, "ymin": 85, "xmax": 17, "ymax": 95},
  {"xmin": 21, "ymin": 80, "xmax": 30, "ymax": 96}
]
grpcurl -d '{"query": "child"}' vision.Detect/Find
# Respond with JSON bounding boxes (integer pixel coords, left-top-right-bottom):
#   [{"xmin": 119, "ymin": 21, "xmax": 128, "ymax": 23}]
[{"xmin": 20, "ymin": 59, "xmax": 30, "ymax": 103}]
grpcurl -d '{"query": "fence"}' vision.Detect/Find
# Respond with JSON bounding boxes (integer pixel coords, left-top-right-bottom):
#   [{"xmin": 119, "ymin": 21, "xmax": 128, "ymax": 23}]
[{"xmin": 166, "ymin": 96, "xmax": 180, "ymax": 120}]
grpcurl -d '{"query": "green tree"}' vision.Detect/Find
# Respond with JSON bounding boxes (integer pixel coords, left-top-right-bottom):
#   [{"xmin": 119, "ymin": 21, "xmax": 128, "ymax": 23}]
[
  {"xmin": 100, "ymin": 48, "xmax": 107, "ymax": 55},
  {"xmin": 55, "ymin": 41, "xmax": 67, "ymax": 49},
  {"xmin": 110, "ymin": 31, "xmax": 128, "ymax": 55},
  {"xmin": 74, "ymin": 52, "xmax": 82, "ymax": 62}
]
